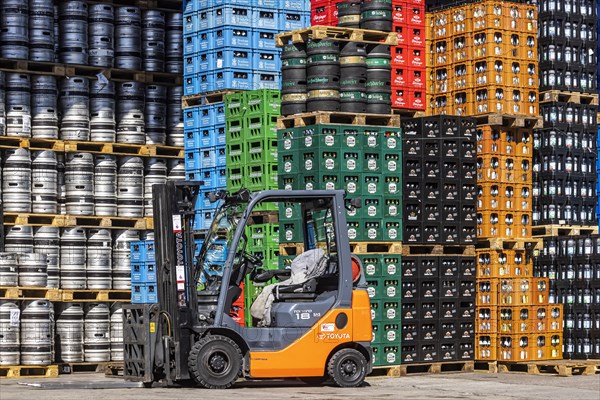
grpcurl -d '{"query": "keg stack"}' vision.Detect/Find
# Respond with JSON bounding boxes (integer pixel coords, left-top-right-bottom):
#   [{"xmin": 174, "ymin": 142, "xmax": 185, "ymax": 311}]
[
  {"xmin": 310, "ymin": 0, "xmax": 426, "ymax": 112},
  {"xmin": 0, "ymin": 0, "xmax": 184, "ymax": 375}
]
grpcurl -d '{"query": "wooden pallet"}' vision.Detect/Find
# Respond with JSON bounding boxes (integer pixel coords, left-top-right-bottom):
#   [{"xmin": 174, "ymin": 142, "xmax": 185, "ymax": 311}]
[
  {"xmin": 476, "ymin": 238, "xmax": 540, "ymax": 251},
  {"xmin": 146, "ymin": 144, "xmax": 184, "ymax": 158},
  {"xmin": 61, "ymin": 289, "xmax": 131, "ymax": 302},
  {"xmin": 63, "ymin": 140, "xmax": 149, "ymax": 156},
  {"xmin": 0, "ymin": 365, "xmax": 59, "ymax": 379},
  {"xmin": 0, "ymin": 286, "xmax": 61, "ymax": 301},
  {"xmin": 532, "ymin": 224, "xmax": 599, "ymax": 238},
  {"xmin": 401, "ymin": 244, "xmax": 475, "ymax": 256},
  {"xmin": 277, "ymin": 111, "xmax": 400, "ymax": 129},
  {"xmin": 63, "ymin": 215, "xmax": 148, "ymax": 230},
  {"xmin": 59, "ymin": 362, "xmax": 111, "ymax": 374},
  {"xmin": 475, "ymin": 113, "xmax": 543, "ymax": 129},
  {"xmin": 476, "ymin": 360, "xmax": 600, "ymax": 376},
  {"xmin": 0, "ymin": 58, "xmax": 65, "ymax": 75},
  {"xmin": 540, "ymin": 90, "xmax": 599, "ymax": 106},
  {"xmin": 392, "ymin": 108, "xmax": 427, "ymax": 118},
  {"xmin": 350, "ymin": 241, "xmax": 403, "ymax": 254},
  {"xmin": 372, "ymin": 361, "xmax": 475, "ymax": 377},
  {"xmin": 182, "ymin": 89, "xmax": 240, "ymax": 108},
  {"xmin": 276, "ymin": 26, "xmax": 398, "ymax": 47},
  {"xmin": 2, "ymin": 213, "xmax": 66, "ymax": 227},
  {"xmin": 0, "ymin": 136, "xmax": 64, "ymax": 151}
]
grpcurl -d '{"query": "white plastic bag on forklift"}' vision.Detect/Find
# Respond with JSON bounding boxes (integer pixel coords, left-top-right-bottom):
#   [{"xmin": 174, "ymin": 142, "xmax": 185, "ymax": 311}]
[{"xmin": 250, "ymin": 248, "xmax": 329, "ymax": 327}]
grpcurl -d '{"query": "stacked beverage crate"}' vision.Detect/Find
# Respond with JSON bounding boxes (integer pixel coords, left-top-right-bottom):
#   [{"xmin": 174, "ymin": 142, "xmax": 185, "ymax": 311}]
[{"xmin": 130, "ymin": 240, "xmax": 157, "ymax": 304}]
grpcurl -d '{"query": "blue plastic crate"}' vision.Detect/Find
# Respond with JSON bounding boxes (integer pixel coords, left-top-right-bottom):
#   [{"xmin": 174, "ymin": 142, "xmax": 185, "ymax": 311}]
[
  {"xmin": 185, "ymin": 150, "xmax": 201, "ymax": 170},
  {"xmin": 194, "ymin": 239, "xmax": 205, "ymax": 256},
  {"xmin": 213, "ymin": 26, "xmax": 252, "ymax": 48},
  {"xmin": 199, "ymin": 104, "xmax": 213, "ymax": 126},
  {"xmin": 254, "ymin": 8, "xmax": 279, "ymax": 29},
  {"xmin": 186, "ymin": 168, "xmax": 202, "ymax": 181},
  {"xmin": 184, "ymin": 74, "xmax": 198, "ymax": 95},
  {"xmin": 199, "ymin": 168, "xmax": 217, "ymax": 188},
  {"xmin": 214, "ymin": 47, "xmax": 253, "ymax": 70},
  {"xmin": 185, "ymin": 128, "xmax": 201, "ymax": 149},
  {"xmin": 201, "ymin": 147, "xmax": 218, "ymax": 168},
  {"xmin": 198, "ymin": 9, "xmax": 213, "ymax": 29},
  {"xmin": 279, "ymin": 10, "xmax": 309, "ymax": 31},
  {"xmin": 130, "ymin": 240, "xmax": 155, "ymax": 262},
  {"xmin": 184, "ymin": 12, "xmax": 197, "ymax": 34},
  {"xmin": 214, "ymin": 5, "xmax": 253, "ymax": 27},
  {"xmin": 253, "ymin": 72, "xmax": 281, "ymax": 89},
  {"xmin": 216, "ymin": 167, "xmax": 227, "ymax": 187},
  {"xmin": 281, "ymin": 0, "xmax": 310, "ymax": 11},
  {"xmin": 194, "ymin": 209, "xmax": 217, "ymax": 230},
  {"xmin": 132, "ymin": 284, "xmax": 158, "ymax": 304},
  {"xmin": 196, "ymin": 71, "xmax": 213, "ymax": 92},
  {"xmin": 213, "ymin": 104, "xmax": 226, "ymax": 125},
  {"xmin": 198, "ymin": 127, "xmax": 215, "ymax": 147},
  {"xmin": 184, "ymin": 54, "xmax": 199, "ymax": 75},
  {"xmin": 213, "ymin": 69, "xmax": 253, "ymax": 91},
  {"xmin": 184, "ymin": 34, "xmax": 197, "ymax": 55},
  {"xmin": 254, "ymin": 50, "xmax": 281, "ymax": 72},
  {"xmin": 184, "ymin": 108, "xmax": 198, "ymax": 130},
  {"xmin": 197, "ymin": 52, "xmax": 214, "ymax": 71},
  {"xmin": 253, "ymin": 29, "xmax": 278, "ymax": 50},
  {"xmin": 183, "ymin": 0, "xmax": 195, "ymax": 13},
  {"xmin": 256, "ymin": 0, "xmax": 277, "ymax": 7},
  {"xmin": 213, "ymin": 0, "xmax": 252, "ymax": 5},
  {"xmin": 197, "ymin": 30, "xmax": 212, "ymax": 51},
  {"xmin": 214, "ymin": 124, "xmax": 226, "ymax": 145},
  {"xmin": 216, "ymin": 145, "xmax": 226, "ymax": 166},
  {"xmin": 131, "ymin": 262, "xmax": 157, "ymax": 283}
]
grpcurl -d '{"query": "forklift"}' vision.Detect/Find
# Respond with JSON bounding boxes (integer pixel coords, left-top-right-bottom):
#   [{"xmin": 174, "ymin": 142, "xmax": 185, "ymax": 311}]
[{"xmin": 123, "ymin": 181, "xmax": 373, "ymax": 388}]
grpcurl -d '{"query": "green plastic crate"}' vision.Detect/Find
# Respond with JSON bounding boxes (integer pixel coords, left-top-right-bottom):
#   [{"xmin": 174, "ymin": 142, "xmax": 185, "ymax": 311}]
[
  {"xmin": 246, "ymin": 89, "xmax": 281, "ymax": 117},
  {"xmin": 224, "ymin": 92, "xmax": 247, "ymax": 119},
  {"xmin": 278, "ymin": 173, "xmax": 300, "ymax": 190},
  {"xmin": 246, "ymin": 163, "xmax": 278, "ymax": 192},
  {"xmin": 247, "ymin": 138, "xmax": 278, "ymax": 166},
  {"xmin": 246, "ymin": 114, "xmax": 278, "ymax": 139},
  {"xmin": 226, "ymin": 166, "xmax": 244, "ymax": 192},
  {"xmin": 226, "ymin": 142, "xmax": 245, "ymax": 167},
  {"xmin": 226, "ymin": 118, "xmax": 244, "ymax": 143}
]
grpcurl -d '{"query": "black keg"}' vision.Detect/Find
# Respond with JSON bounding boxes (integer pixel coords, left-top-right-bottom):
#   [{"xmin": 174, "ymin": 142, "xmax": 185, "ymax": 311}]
[
  {"xmin": 337, "ymin": 1, "xmax": 361, "ymax": 28},
  {"xmin": 339, "ymin": 42, "xmax": 367, "ymax": 113},
  {"xmin": 366, "ymin": 44, "xmax": 391, "ymax": 114},
  {"xmin": 360, "ymin": 0, "xmax": 393, "ymax": 32},
  {"xmin": 306, "ymin": 39, "xmax": 340, "ymax": 112},
  {"xmin": 281, "ymin": 43, "xmax": 307, "ymax": 115}
]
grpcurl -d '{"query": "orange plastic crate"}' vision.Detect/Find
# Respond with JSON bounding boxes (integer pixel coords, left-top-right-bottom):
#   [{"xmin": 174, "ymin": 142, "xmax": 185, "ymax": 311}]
[
  {"xmin": 475, "ymin": 334, "xmax": 497, "ymax": 361},
  {"xmin": 477, "ymin": 210, "xmax": 531, "ymax": 240},
  {"xmin": 476, "ymin": 306, "xmax": 498, "ymax": 333},
  {"xmin": 498, "ymin": 306, "xmax": 534, "ymax": 334},
  {"xmin": 477, "ymin": 278, "xmax": 499, "ymax": 306},
  {"xmin": 532, "ymin": 277, "xmax": 549, "ymax": 305},
  {"xmin": 499, "ymin": 278, "xmax": 532, "ymax": 306},
  {"xmin": 476, "ymin": 249, "xmax": 532, "ymax": 279},
  {"xmin": 498, "ymin": 334, "xmax": 532, "ymax": 361}
]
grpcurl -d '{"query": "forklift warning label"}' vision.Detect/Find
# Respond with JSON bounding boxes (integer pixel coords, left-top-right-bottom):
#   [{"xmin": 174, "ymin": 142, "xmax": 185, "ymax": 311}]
[{"xmin": 321, "ymin": 323, "xmax": 334, "ymax": 332}]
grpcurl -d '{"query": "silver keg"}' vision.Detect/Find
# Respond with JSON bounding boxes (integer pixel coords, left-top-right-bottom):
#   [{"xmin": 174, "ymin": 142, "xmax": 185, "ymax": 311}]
[
  {"xmin": 90, "ymin": 78, "xmax": 116, "ymax": 142},
  {"xmin": 167, "ymin": 158, "xmax": 185, "ymax": 181},
  {"xmin": 53, "ymin": 4, "xmax": 59, "ymax": 61},
  {"xmin": 144, "ymin": 158, "xmax": 167, "ymax": 216},
  {"xmin": 60, "ymin": 77, "xmax": 90, "ymax": 141},
  {"xmin": 34, "ymin": 226, "xmax": 60, "ymax": 288},
  {"xmin": 65, "ymin": 152, "xmax": 94, "ymax": 215},
  {"xmin": 31, "ymin": 150, "xmax": 58, "ymax": 214},
  {"xmin": 4, "ymin": 225, "xmax": 34, "ymax": 254},
  {"xmin": 55, "ymin": 302, "xmax": 84, "ymax": 362},
  {"xmin": 60, "ymin": 227, "xmax": 87, "ymax": 289},
  {"xmin": 84, "ymin": 302, "xmax": 110, "ymax": 362},
  {"xmin": 166, "ymin": 86, "xmax": 184, "ymax": 146},
  {"xmin": 2, "ymin": 148, "xmax": 31, "ymax": 212},
  {"xmin": 94, "ymin": 155, "xmax": 117, "ymax": 216},
  {"xmin": 0, "ymin": 71, "xmax": 6, "ymax": 136},
  {"xmin": 88, "ymin": 4, "xmax": 114, "ymax": 67},
  {"xmin": 117, "ymin": 156, "xmax": 144, "ymax": 217},
  {"xmin": 109, "ymin": 303, "xmax": 123, "ymax": 361},
  {"xmin": 5, "ymin": 73, "xmax": 31, "ymax": 137},
  {"xmin": 58, "ymin": 1, "xmax": 88, "ymax": 65},
  {"xmin": 0, "ymin": 300, "xmax": 20, "ymax": 365},
  {"xmin": 20, "ymin": 300, "xmax": 53, "ymax": 366},
  {"xmin": 17, "ymin": 252, "xmax": 48, "ymax": 287},
  {"xmin": 0, "ymin": 253, "xmax": 18, "ymax": 286},
  {"xmin": 142, "ymin": 10, "xmax": 165, "ymax": 72},
  {"xmin": 145, "ymin": 84, "xmax": 167, "ymax": 145},
  {"xmin": 86, "ymin": 228, "xmax": 112, "ymax": 290},
  {"xmin": 112, "ymin": 229, "xmax": 139, "ymax": 289},
  {"xmin": 0, "ymin": 0, "xmax": 29, "ymax": 59},
  {"xmin": 29, "ymin": 0, "xmax": 55, "ymax": 62},
  {"xmin": 115, "ymin": 7, "xmax": 142, "ymax": 70},
  {"xmin": 31, "ymin": 75, "xmax": 58, "ymax": 139},
  {"xmin": 116, "ymin": 81, "xmax": 145, "ymax": 144},
  {"xmin": 165, "ymin": 12, "xmax": 183, "ymax": 74},
  {"xmin": 56, "ymin": 153, "xmax": 66, "ymax": 214}
]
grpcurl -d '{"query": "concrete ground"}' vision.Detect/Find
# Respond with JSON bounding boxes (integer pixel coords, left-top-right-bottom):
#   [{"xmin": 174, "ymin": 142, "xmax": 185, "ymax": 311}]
[{"xmin": 0, "ymin": 371, "xmax": 599, "ymax": 400}]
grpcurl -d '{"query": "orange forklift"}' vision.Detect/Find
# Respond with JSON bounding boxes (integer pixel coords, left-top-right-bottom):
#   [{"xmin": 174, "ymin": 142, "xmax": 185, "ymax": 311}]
[{"xmin": 123, "ymin": 182, "xmax": 373, "ymax": 388}]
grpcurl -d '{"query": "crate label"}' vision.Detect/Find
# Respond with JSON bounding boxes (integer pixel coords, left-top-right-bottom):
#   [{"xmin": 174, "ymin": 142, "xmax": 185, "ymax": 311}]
[
  {"xmin": 386, "ymin": 353, "xmax": 396, "ymax": 363},
  {"xmin": 368, "ymin": 228, "xmax": 377, "ymax": 239},
  {"xmin": 368, "ymin": 183, "xmax": 377, "ymax": 193},
  {"xmin": 346, "ymin": 136, "xmax": 356, "ymax": 147},
  {"xmin": 305, "ymin": 159, "xmax": 313, "ymax": 170},
  {"xmin": 387, "ymin": 137, "xmax": 397, "ymax": 149},
  {"xmin": 367, "ymin": 136, "xmax": 377, "ymax": 147},
  {"xmin": 387, "ymin": 160, "xmax": 397, "ymax": 172},
  {"xmin": 368, "ymin": 205, "xmax": 377, "ymax": 217},
  {"xmin": 284, "ymin": 161, "xmax": 292, "ymax": 173},
  {"xmin": 347, "ymin": 182, "xmax": 357, "ymax": 193},
  {"xmin": 367, "ymin": 286, "xmax": 375, "ymax": 298},
  {"xmin": 285, "ymin": 230, "xmax": 293, "ymax": 241},
  {"xmin": 388, "ymin": 229, "xmax": 398, "ymax": 239},
  {"xmin": 347, "ymin": 159, "xmax": 356, "ymax": 170},
  {"xmin": 325, "ymin": 182, "xmax": 335, "ymax": 190},
  {"xmin": 285, "ymin": 207, "xmax": 293, "ymax": 218},
  {"xmin": 284, "ymin": 183, "xmax": 293, "ymax": 190},
  {"xmin": 386, "ymin": 309, "xmax": 396, "ymax": 320},
  {"xmin": 367, "ymin": 159, "xmax": 377, "ymax": 170},
  {"xmin": 387, "ymin": 331, "xmax": 396, "ymax": 341},
  {"xmin": 305, "ymin": 182, "xmax": 313, "ymax": 190},
  {"xmin": 348, "ymin": 228, "xmax": 357, "ymax": 240},
  {"xmin": 387, "ymin": 264, "xmax": 397, "ymax": 275},
  {"xmin": 370, "ymin": 308, "xmax": 375, "ymax": 319},
  {"xmin": 366, "ymin": 264, "xmax": 375, "ymax": 275},
  {"xmin": 388, "ymin": 205, "xmax": 398, "ymax": 216},
  {"xmin": 387, "ymin": 286, "xmax": 396, "ymax": 297},
  {"xmin": 283, "ymin": 138, "xmax": 292, "ymax": 149},
  {"xmin": 325, "ymin": 158, "xmax": 335, "ymax": 169},
  {"xmin": 325, "ymin": 135, "xmax": 335, "ymax": 146},
  {"xmin": 347, "ymin": 208, "xmax": 356, "ymax": 217},
  {"xmin": 305, "ymin": 136, "xmax": 313, "ymax": 147},
  {"xmin": 388, "ymin": 182, "xmax": 397, "ymax": 193}
]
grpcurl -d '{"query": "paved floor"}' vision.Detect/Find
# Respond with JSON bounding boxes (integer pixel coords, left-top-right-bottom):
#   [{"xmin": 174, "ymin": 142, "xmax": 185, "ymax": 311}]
[{"xmin": 0, "ymin": 371, "xmax": 599, "ymax": 400}]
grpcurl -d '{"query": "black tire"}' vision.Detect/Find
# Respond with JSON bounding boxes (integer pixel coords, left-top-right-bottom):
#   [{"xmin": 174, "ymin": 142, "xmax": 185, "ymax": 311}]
[
  {"xmin": 188, "ymin": 334, "xmax": 243, "ymax": 389},
  {"xmin": 327, "ymin": 348, "xmax": 367, "ymax": 388}
]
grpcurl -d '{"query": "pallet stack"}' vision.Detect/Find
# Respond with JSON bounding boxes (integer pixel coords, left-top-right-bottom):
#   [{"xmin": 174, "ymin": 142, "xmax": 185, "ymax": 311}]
[{"xmin": 425, "ymin": 0, "xmax": 563, "ymax": 363}]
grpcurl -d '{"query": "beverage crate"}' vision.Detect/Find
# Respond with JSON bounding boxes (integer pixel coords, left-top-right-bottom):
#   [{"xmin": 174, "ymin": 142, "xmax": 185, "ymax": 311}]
[
  {"xmin": 246, "ymin": 163, "xmax": 278, "ymax": 191},
  {"xmin": 246, "ymin": 89, "xmax": 281, "ymax": 117},
  {"xmin": 131, "ymin": 262, "xmax": 157, "ymax": 283},
  {"xmin": 279, "ymin": 10, "xmax": 310, "ymax": 31},
  {"xmin": 247, "ymin": 138, "xmax": 278, "ymax": 165},
  {"xmin": 194, "ymin": 209, "xmax": 217, "ymax": 231},
  {"xmin": 214, "ymin": 26, "xmax": 253, "ymax": 49},
  {"xmin": 253, "ymin": 29, "xmax": 278, "ymax": 50},
  {"xmin": 132, "ymin": 283, "xmax": 158, "ymax": 304},
  {"xmin": 130, "ymin": 240, "xmax": 155, "ymax": 262},
  {"xmin": 372, "ymin": 322, "xmax": 401, "ymax": 344}
]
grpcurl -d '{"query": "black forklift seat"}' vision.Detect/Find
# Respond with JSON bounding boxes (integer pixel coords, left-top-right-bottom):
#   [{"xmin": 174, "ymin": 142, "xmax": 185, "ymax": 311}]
[{"xmin": 273, "ymin": 278, "xmax": 318, "ymax": 301}]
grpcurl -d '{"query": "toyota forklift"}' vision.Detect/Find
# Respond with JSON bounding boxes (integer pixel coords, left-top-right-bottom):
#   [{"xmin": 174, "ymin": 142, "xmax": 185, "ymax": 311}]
[{"xmin": 123, "ymin": 181, "xmax": 373, "ymax": 389}]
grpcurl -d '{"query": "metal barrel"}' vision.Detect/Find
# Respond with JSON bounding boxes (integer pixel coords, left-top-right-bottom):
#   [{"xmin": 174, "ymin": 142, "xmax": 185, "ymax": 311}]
[
  {"xmin": 0, "ymin": 253, "xmax": 18, "ymax": 286},
  {"xmin": 65, "ymin": 152, "xmax": 94, "ymax": 215},
  {"xmin": 84, "ymin": 303, "xmax": 110, "ymax": 362},
  {"xmin": 55, "ymin": 302, "xmax": 84, "ymax": 362},
  {"xmin": 142, "ymin": 10, "xmax": 165, "ymax": 72},
  {"xmin": 20, "ymin": 300, "xmax": 53, "ymax": 366},
  {"xmin": 112, "ymin": 229, "xmax": 139, "ymax": 289},
  {"xmin": 29, "ymin": 0, "xmax": 55, "ymax": 62},
  {"xmin": 17, "ymin": 252, "xmax": 48, "ymax": 287},
  {"xmin": 58, "ymin": 1, "xmax": 88, "ymax": 64},
  {"xmin": 145, "ymin": 84, "xmax": 167, "ymax": 145},
  {"xmin": 166, "ymin": 85, "xmax": 183, "ymax": 146},
  {"xmin": 143, "ymin": 157, "xmax": 167, "ymax": 216},
  {"xmin": 56, "ymin": 153, "xmax": 66, "ymax": 214},
  {"xmin": 360, "ymin": 0, "xmax": 392, "ymax": 32},
  {"xmin": 2, "ymin": 148, "xmax": 32, "ymax": 212},
  {"xmin": 94, "ymin": 155, "xmax": 117, "ymax": 216},
  {"xmin": 88, "ymin": 4, "xmax": 114, "ymax": 67},
  {"xmin": 0, "ymin": 0, "xmax": 29, "ymax": 59},
  {"xmin": 167, "ymin": 158, "xmax": 185, "ymax": 181},
  {"xmin": 116, "ymin": 81, "xmax": 145, "ymax": 144},
  {"xmin": 86, "ymin": 229, "xmax": 112, "ymax": 290},
  {"xmin": 117, "ymin": 156, "xmax": 144, "ymax": 217},
  {"xmin": 34, "ymin": 226, "xmax": 60, "ymax": 288},
  {"xmin": 0, "ymin": 71, "xmax": 5, "ymax": 136},
  {"xmin": 114, "ymin": 7, "xmax": 142, "ymax": 70},
  {"xmin": 165, "ymin": 12, "xmax": 182, "ymax": 74},
  {"xmin": 5, "ymin": 224, "xmax": 34, "ymax": 254},
  {"xmin": 0, "ymin": 300, "xmax": 21, "ymax": 365},
  {"xmin": 90, "ymin": 78, "xmax": 116, "ymax": 142},
  {"xmin": 60, "ymin": 76, "xmax": 90, "ymax": 141},
  {"xmin": 60, "ymin": 227, "xmax": 87, "ymax": 289},
  {"xmin": 31, "ymin": 150, "xmax": 58, "ymax": 214},
  {"xmin": 109, "ymin": 303, "xmax": 123, "ymax": 361},
  {"xmin": 31, "ymin": 75, "xmax": 58, "ymax": 139},
  {"xmin": 5, "ymin": 73, "xmax": 31, "ymax": 138}
]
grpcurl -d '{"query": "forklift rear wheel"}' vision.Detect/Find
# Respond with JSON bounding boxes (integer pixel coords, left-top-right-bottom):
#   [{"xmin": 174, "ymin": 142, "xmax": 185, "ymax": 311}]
[
  {"xmin": 327, "ymin": 348, "xmax": 367, "ymax": 388},
  {"xmin": 188, "ymin": 334, "xmax": 243, "ymax": 389}
]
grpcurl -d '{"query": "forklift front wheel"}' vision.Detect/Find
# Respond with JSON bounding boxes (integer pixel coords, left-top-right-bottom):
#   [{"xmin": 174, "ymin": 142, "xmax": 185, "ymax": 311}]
[
  {"xmin": 327, "ymin": 348, "xmax": 367, "ymax": 388},
  {"xmin": 188, "ymin": 334, "xmax": 243, "ymax": 389}
]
